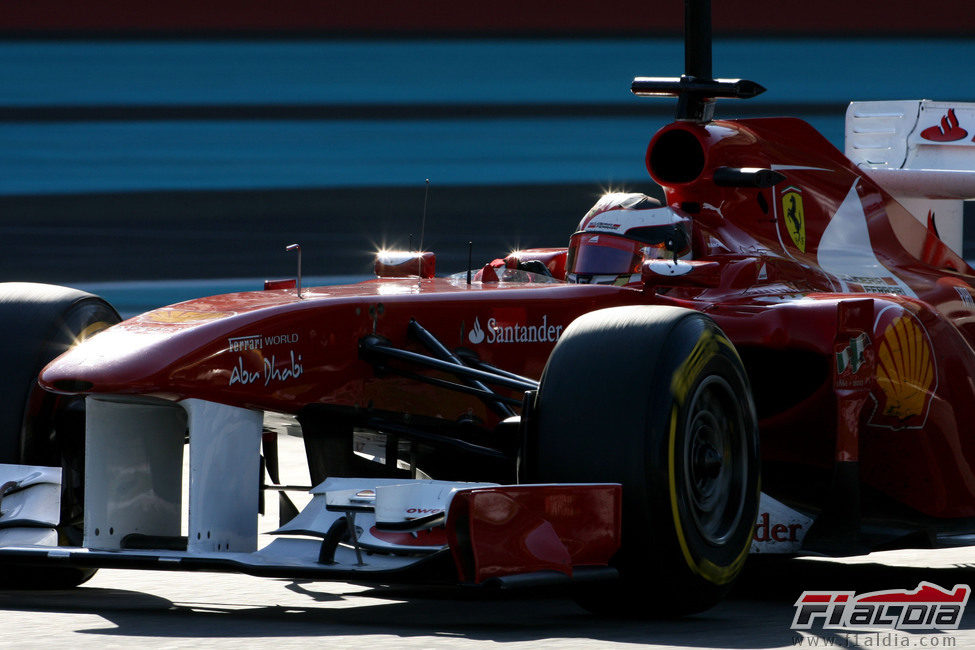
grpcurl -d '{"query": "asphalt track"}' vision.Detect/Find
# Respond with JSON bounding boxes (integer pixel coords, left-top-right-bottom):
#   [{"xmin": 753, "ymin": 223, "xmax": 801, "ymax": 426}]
[{"xmin": 4, "ymin": 546, "xmax": 975, "ymax": 647}]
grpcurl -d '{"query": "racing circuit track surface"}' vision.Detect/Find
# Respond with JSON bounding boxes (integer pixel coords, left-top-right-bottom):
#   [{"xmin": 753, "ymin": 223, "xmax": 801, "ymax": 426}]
[
  {"xmin": 3, "ymin": 431, "xmax": 975, "ymax": 649},
  {"xmin": 4, "ymin": 548, "xmax": 975, "ymax": 648}
]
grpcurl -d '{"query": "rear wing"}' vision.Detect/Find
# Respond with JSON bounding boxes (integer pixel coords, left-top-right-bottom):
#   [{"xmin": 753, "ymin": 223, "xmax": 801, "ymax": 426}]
[{"xmin": 846, "ymin": 100, "xmax": 975, "ymax": 257}]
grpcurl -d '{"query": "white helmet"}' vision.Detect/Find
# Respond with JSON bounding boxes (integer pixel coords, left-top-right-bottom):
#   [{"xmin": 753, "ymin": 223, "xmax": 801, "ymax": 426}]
[{"xmin": 567, "ymin": 193, "xmax": 693, "ymax": 285}]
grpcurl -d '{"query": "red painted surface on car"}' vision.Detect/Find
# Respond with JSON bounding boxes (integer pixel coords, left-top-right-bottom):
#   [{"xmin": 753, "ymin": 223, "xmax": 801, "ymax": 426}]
[{"xmin": 446, "ymin": 484, "xmax": 622, "ymax": 583}]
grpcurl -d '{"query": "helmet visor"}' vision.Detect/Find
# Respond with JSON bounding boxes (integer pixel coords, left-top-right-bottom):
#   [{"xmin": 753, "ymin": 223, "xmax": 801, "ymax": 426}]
[
  {"xmin": 567, "ymin": 233, "xmax": 645, "ymax": 275},
  {"xmin": 567, "ymin": 223, "xmax": 691, "ymax": 276}
]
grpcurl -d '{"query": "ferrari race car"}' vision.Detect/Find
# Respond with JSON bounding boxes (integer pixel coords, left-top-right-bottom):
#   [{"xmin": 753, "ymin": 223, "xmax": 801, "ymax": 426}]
[{"xmin": 5, "ymin": 1, "xmax": 975, "ymax": 617}]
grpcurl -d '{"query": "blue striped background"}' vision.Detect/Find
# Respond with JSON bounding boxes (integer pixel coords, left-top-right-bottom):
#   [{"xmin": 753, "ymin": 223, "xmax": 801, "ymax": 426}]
[{"xmin": 3, "ymin": 38, "xmax": 975, "ymax": 195}]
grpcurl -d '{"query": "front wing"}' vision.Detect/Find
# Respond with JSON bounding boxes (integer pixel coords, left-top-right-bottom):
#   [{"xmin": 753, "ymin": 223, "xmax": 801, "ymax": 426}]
[{"xmin": 0, "ymin": 466, "xmax": 622, "ymax": 588}]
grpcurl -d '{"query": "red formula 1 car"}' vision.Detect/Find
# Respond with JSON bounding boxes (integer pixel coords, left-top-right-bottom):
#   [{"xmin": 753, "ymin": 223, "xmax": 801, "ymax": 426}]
[{"xmin": 4, "ymin": 2, "xmax": 975, "ymax": 617}]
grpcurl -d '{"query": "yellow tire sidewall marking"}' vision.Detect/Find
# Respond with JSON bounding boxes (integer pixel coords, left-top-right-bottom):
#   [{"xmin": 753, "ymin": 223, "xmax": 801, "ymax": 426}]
[{"xmin": 667, "ymin": 333, "xmax": 752, "ymax": 586}]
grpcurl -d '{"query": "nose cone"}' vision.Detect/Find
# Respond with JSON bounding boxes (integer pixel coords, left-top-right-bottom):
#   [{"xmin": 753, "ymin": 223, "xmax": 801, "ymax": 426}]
[
  {"xmin": 38, "ymin": 300, "xmax": 248, "ymax": 397},
  {"xmin": 40, "ymin": 318, "xmax": 205, "ymax": 396}
]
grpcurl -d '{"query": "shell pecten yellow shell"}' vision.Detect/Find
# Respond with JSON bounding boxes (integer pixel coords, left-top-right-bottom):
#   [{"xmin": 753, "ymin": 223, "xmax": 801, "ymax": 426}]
[{"xmin": 876, "ymin": 315, "xmax": 934, "ymax": 421}]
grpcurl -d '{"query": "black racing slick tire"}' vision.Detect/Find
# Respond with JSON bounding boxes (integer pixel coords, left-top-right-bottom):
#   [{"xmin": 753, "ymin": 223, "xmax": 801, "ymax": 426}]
[
  {"xmin": 529, "ymin": 305, "xmax": 759, "ymax": 617},
  {"xmin": 0, "ymin": 282, "xmax": 121, "ymax": 589}
]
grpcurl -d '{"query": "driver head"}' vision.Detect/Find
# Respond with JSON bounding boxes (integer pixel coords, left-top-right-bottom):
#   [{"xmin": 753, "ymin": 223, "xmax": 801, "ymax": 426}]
[{"xmin": 567, "ymin": 193, "xmax": 693, "ymax": 285}]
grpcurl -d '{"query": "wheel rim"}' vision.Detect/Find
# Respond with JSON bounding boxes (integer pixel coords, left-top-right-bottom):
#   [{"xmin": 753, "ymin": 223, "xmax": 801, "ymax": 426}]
[{"xmin": 681, "ymin": 375, "xmax": 747, "ymax": 546}]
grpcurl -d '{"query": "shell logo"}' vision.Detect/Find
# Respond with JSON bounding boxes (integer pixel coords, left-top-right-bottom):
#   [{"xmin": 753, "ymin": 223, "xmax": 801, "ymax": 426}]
[{"xmin": 872, "ymin": 313, "xmax": 935, "ymax": 426}]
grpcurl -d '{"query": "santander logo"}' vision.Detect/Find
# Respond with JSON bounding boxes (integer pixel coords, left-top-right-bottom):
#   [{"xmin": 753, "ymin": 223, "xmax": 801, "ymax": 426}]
[
  {"xmin": 921, "ymin": 108, "xmax": 968, "ymax": 142},
  {"xmin": 468, "ymin": 318, "xmax": 485, "ymax": 344},
  {"xmin": 467, "ymin": 314, "xmax": 564, "ymax": 345}
]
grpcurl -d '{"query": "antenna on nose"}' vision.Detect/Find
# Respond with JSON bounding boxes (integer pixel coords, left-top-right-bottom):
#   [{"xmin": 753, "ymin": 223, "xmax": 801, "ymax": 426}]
[
  {"xmin": 630, "ymin": 0, "xmax": 765, "ymax": 122},
  {"xmin": 286, "ymin": 243, "xmax": 302, "ymax": 298}
]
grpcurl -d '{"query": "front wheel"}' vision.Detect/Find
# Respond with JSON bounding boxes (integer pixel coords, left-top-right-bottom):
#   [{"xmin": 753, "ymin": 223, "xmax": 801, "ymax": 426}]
[
  {"xmin": 0, "ymin": 282, "xmax": 120, "ymax": 589},
  {"xmin": 528, "ymin": 305, "xmax": 759, "ymax": 617}
]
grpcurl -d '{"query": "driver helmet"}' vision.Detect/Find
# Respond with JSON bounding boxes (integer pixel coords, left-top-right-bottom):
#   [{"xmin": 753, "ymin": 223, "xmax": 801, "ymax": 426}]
[{"xmin": 566, "ymin": 193, "xmax": 693, "ymax": 285}]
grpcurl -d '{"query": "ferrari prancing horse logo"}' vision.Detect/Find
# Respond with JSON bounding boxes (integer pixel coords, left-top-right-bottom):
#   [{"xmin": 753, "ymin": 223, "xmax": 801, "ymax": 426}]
[{"xmin": 781, "ymin": 186, "xmax": 806, "ymax": 252}]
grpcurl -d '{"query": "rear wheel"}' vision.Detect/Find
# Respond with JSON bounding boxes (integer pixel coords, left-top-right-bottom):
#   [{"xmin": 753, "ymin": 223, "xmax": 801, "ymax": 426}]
[
  {"xmin": 0, "ymin": 282, "xmax": 120, "ymax": 588},
  {"xmin": 529, "ymin": 305, "xmax": 759, "ymax": 617}
]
